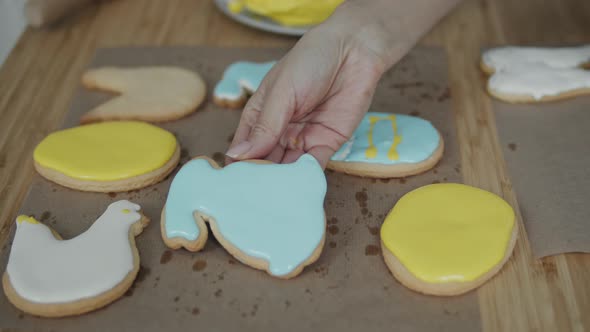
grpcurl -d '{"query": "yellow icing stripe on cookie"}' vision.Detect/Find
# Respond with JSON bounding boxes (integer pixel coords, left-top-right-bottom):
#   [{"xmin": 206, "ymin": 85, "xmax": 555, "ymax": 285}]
[
  {"xmin": 388, "ymin": 116, "xmax": 401, "ymax": 160},
  {"xmin": 366, "ymin": 115, "xmax": 401, "ymax": 160},
  {"xmin": 381, "ymin": 183, "xmax": 515, "ymax": 283},
  {"xmin": 34, "ymin": 121, "xmax": 177, "ymax": 182},
  {"xmin": 17, "ymin": 215, "xmax": 39, "ymax": 225}
]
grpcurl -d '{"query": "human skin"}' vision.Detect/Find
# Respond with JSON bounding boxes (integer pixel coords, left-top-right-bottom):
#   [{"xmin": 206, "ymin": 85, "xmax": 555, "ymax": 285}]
[{"xmin": 226, "ymin": 0, "xmax": 462, "ymax": 167}]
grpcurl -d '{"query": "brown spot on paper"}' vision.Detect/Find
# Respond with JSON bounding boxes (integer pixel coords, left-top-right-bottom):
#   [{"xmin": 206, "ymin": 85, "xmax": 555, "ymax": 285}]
[
  {"xmin": 40, "ymin": 211, "xmax": 51, "ymax": 222},
  {"xmin": 367, "ymin": 226, "xmax": 379, "ymax": 236},
  {"xmin": 193, "ymin": 260, "xmax": 207, "ymax": 271},
  {"xmin": 327, "ymin": 225, "xmax": 339, "ymax": 235},
  {"xmin": 160, "ymin": 250, "xmax": 173, "ymax": 264},
  {"xmin": 508, "ymin": 143, "xmax": 517, "ymax": 151},
  {"xmin": 365, "ymin": 245, "xmax": 380, "ymax": 256},
  {"xmin": 355, "ymin": 190, "xmax": 368, "ymax": 208},
  {"xmin": 437, "ymin": 87, "xmax": 451, "ymax": 102}
]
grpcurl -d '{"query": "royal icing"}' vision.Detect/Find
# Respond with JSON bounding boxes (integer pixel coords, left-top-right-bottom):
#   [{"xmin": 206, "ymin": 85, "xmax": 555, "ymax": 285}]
[
  {"xmin": 228, "ymin": 0, "xmax": 344, "ymax": 26},
  {"xmin": 381, "ymin": 183, "xmax": 515, "ymax": 283},
  {"xmin": 489, "ymin": 64, "xmax": 590, "ymax": 100},
  {"xmin": 330, "ymin": 112, "xmax": 440, "ymax": 165},
  {"xmin": 6, "ymin": 201, "xmax": 143, "ymax": 303},
  {"xmin": 482, "ymin": 45, "xmax": 590, "ymax": 100},
  {"xmin": 34, "ymin": 121, "xmax": 177, "ymax": 181},
  {"xmin": 164, "ymin": 154, "xmax": 326, "ymax": 277},
  {"xmin": 214, "ymin": 61, "xmax": 275, "ymax": 100},
  {"xmin": 483, "ymin": 45, "xmax": 590, "ymax": 70}
]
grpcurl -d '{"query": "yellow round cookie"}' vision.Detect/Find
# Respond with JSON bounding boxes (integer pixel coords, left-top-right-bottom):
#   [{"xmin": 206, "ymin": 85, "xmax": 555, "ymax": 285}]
[
  {"xmin": 33, "ymin": 121, "xmax": 179, "ymax": 192},
  {"xmin": 380, "ymin": 183, "xmax": 516, "ymax": 296}
]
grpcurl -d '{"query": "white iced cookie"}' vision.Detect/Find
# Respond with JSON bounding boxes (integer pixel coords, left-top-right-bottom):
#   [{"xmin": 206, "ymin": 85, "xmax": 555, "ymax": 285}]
[
  {"xmin": 481, "ymin": 45, "xmax": 590, "ymax": 103},
  {"xmin": 2, "ymin": 201, "xmax": 149, "ymax": 317},
  {"xmin": 81, "ymin": 66, "xmax": 206, "ymax": 123}
]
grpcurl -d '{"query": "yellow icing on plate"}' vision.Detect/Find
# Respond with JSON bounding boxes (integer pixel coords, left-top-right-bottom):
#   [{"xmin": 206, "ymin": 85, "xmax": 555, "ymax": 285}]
[
  {"xmin": 17, "ymin": 216, "xmax": 39, "ymax": 225},
  {"xmin": 381, "ymin": 183, "xmax": 515, "ymax": 283},
  {"xmin": 34, "ymin": 121, "xmax": 177, "ymax": 182},
  {"xmin": 230, "ymin": 0, "xmax": 344, "ymax": 26}
]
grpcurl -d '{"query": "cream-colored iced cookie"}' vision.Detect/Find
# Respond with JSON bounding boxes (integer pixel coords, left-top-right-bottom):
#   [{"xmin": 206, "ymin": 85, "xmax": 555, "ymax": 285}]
[
  {"xmin": 481, "ymin": 45, "xmax": 590, "ymax": 103},
  {"xmin": 81, "ymin": 66, "xmax": 206, "ymax": 123},
  {"xmin": 381, "ymin": 183, "xmax": 517, "ymax": 296},
  {"xmin": 33, "ymin": 121, "xmax": 180, "ymax": 192},
  {"xmin": 3, "ymin": 201, "xmax": 149, "ymax": 317},
  {"xmin": 161, "ymin": 154, "xmax": 326, "ymax": 279},
  {"xmin": 328, "ymin": 112, "xmax": 444, "ymax": 178}
]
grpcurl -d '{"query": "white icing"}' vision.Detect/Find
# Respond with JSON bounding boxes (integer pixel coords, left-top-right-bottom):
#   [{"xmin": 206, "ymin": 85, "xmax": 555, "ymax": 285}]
[
  {"xmin": 489, "ymin": 64, "xmax": 590, "ymax": 100},
  {"xmin": 332, "ymin": 136, "xmax": 354, "ymax": 160},
  {"xmin": 483, "ymin": 45, "xmax": 590, "ymax": 100},
  {"xmin": 6, "ymin": 200, "xmax": 142, "ymax": 304},
  {"xmin": 483, "ymin": 45, "xmax": 590, "ymax": 71}
]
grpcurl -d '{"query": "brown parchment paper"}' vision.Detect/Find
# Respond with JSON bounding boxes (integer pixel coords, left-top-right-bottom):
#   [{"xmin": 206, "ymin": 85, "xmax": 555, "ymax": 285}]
[
  {"xmin": 493, "ymin": 97, "xmax": 590, "ymax": 258},
  {"xmin": 0, "ymin": 47, "xmax": 479, "ymax": 331}
]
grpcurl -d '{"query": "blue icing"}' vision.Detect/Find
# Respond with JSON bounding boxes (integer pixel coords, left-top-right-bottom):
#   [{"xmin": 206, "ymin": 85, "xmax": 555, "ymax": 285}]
[
  {"xmin": 214, "ymin": 61, "xmax": 276, "ymax": 99},
  {"xmin": 331, "ymin": 112, "xmax": 440, "ymax": 164},
  {"xmin": 164, "ymin": 154, "xmax": 326, "ymax": 276}
]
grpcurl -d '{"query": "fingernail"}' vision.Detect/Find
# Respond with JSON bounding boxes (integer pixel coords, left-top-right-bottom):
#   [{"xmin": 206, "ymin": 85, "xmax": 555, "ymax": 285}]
[{"xmin": 226, "ymin": 141, "xmax": 252, "ymax": 159}]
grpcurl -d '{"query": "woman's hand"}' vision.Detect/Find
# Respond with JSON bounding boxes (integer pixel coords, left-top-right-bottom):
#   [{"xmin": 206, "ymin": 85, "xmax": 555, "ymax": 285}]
[
  {"xmin": 226, "ymin": 0, "xmax": 461, "ymax": 167},
  {"xmin": 226, "ymin": 22, "xmax": 386, "ymax": 167}
]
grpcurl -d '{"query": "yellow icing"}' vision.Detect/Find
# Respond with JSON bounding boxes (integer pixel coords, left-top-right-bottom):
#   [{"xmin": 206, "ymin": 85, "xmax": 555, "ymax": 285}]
[
  {"xmin": 122, "ymin": 209, "xmax": 131, "ymax": 214},
  {"xmin": 231, "ymin": 0, "xmax": 344, "ymax": 26},
  {"xmin": 228, "ymin": 0, "xmax": 244, "ymax": 13},
  {"xmin": 34, "ymin": 121, "xmax": 177, "ymax": 182},
  {"xmin": 16, "ymin": 215, "xmax": 39, "ymax": 225},
  {"xmin": 381, "ymin": 183, "xmax": 515, "ymax": 283},
  {"xmin": 366, "ymin": 115, "xmax": 401, "ymax": 160}
]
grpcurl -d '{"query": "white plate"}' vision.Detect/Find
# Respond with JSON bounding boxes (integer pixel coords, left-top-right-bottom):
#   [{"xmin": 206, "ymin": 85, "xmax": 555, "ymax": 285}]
[{"xmin": 214, "ymin": 0, "xmax": 311, "ymax": 37}]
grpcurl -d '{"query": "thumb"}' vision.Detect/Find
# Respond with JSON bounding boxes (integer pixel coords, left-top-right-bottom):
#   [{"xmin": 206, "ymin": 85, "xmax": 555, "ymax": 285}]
[{"xmin": 227, "ymin": 79, "xmax": 294, "ymax": 160}]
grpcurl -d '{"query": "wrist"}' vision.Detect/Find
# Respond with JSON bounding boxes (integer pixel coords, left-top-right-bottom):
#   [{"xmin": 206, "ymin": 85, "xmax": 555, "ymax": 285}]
[
  {"xmin": 321, "ymin": 0, "xmax": 461, "ymax": 70},
  {"xmin": 319, "ymin": 0, "xmax": 412, "ymax": 72}
]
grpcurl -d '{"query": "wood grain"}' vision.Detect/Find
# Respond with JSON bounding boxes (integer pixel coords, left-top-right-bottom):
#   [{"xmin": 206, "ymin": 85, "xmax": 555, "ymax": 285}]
[{"xmin": 0, "ymin": 0, "xmax": 588, "ymax": 330}]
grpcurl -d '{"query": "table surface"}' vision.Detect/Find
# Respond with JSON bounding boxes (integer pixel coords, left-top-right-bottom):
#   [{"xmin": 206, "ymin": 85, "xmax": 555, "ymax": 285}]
[{"xmin": 0, "ymin": 0, "xmax": 589, "ymax": 331}]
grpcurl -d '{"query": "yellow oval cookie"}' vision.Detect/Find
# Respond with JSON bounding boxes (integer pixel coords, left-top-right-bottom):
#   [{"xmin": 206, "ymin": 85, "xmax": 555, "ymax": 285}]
[
  {"xmin": 34, "ymin": 121, "xmax": 177, "ymax": 181},
  {"xmin": 381, "ymin": 183, "xmax": 515, "ymax": 283}
]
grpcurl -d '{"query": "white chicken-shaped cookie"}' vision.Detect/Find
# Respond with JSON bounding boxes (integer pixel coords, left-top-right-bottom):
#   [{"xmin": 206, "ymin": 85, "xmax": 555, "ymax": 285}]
[{"xmin": 2, "ymin": 200, "xmax": 149, "ymax": 318}]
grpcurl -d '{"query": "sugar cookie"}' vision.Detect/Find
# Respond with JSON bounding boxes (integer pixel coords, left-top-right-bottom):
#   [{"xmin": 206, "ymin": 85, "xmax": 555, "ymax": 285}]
[
  {"xmin": 213, "ymin": 61, "xmax": 275, "ymax": 108},
  {"xmin": 2, "ymin": 201, "xmax": 149, "ymax": 317},
  {"xmin": 81, "ymin": 66, "xmax": 206, "ymax": 123},
  {"xmin": 33, "ymin": 121, "xmax": 180, "ymax": 192},
  {"xmin": 381, "ymin": 183, "xmax": 517, "ymax": 296},
  {"xmin": 161, "ymin": 154, "xmax": 326, "ymax": 279},
  {"xmin": 481, "ymin": 45, "xmax": 590, "ymax": 102},
  {"xmin": 328, "ymin": 112, "xmax": 444, "ymax": 178}
]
